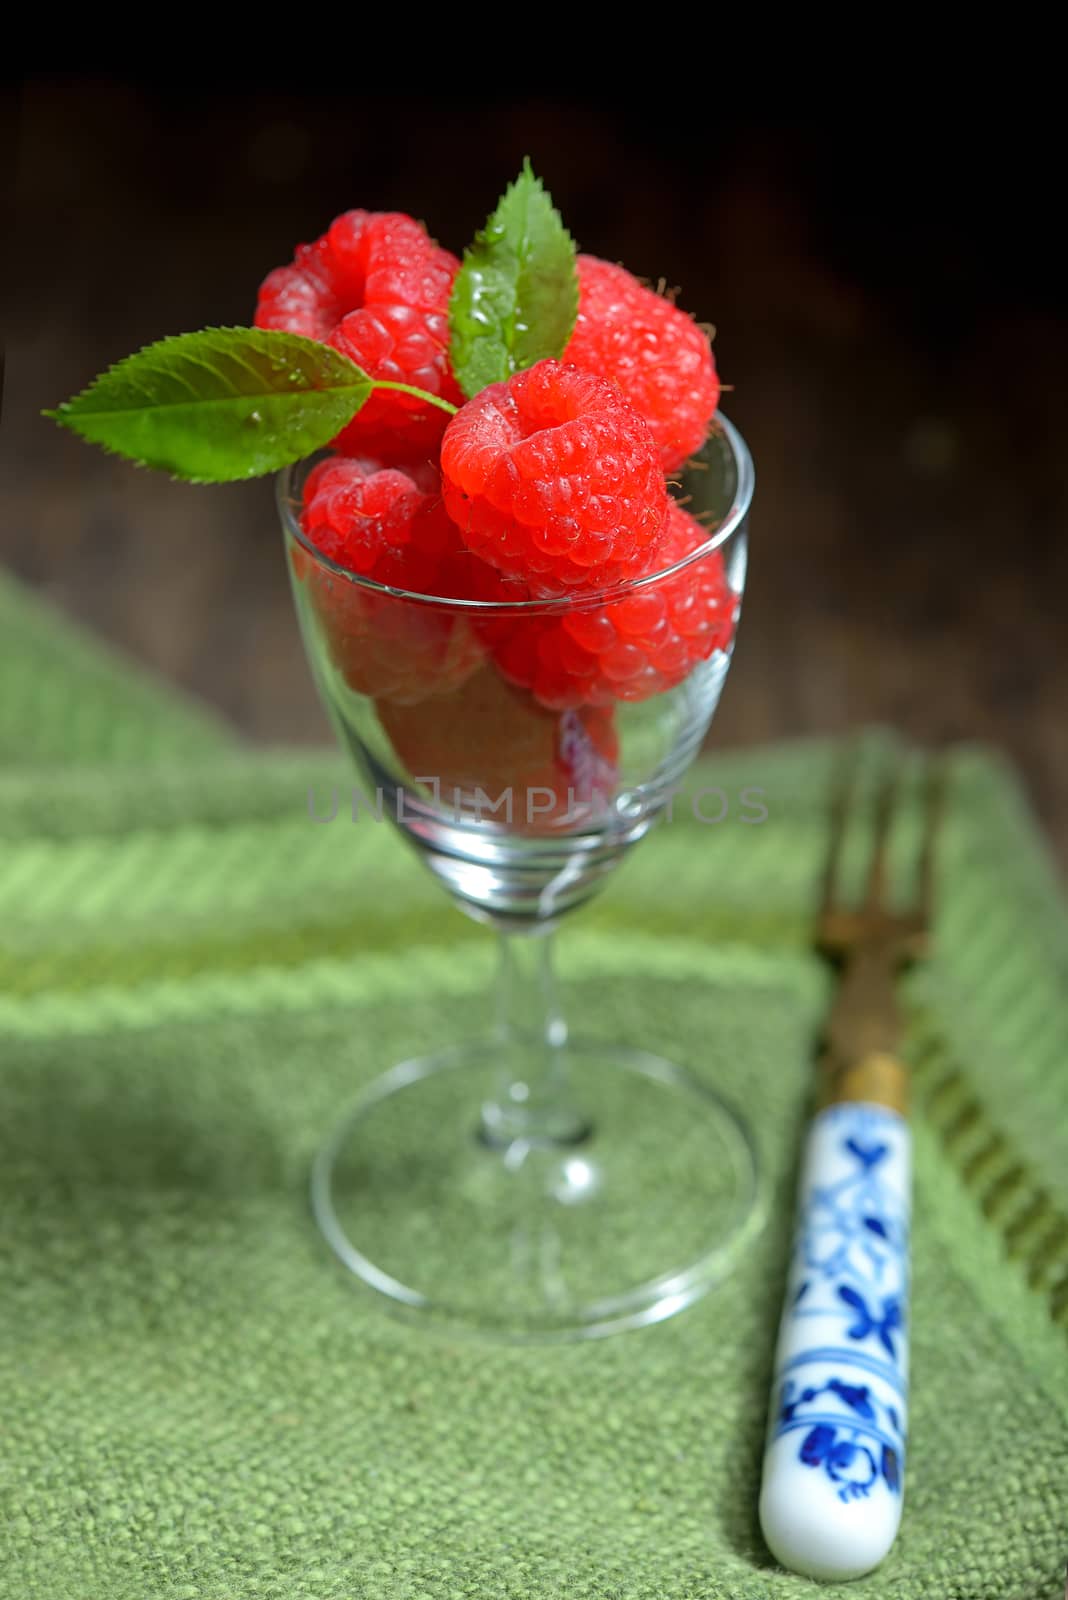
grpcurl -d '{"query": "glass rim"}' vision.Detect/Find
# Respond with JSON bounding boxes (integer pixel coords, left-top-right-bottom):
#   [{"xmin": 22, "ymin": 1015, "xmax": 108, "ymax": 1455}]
[{"xmin": 276, "ymin": 411, "xmax": 753, "ymax": 614}]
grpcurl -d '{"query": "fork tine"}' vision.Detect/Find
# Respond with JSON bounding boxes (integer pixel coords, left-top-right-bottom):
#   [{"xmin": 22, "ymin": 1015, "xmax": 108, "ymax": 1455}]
[
  {"xmin": 863, "ymin": 762, "xmax": 901, "ymax": 911},
  {"xmin": 915, "ymin": 757, "xmax": 948, "ymax": 923},
  {"xmin": 820, "ymin": 744, "xmax": 860, "ymax": 919}
]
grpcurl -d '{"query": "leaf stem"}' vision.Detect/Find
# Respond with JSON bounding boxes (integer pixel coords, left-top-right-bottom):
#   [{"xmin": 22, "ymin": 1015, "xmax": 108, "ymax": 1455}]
[{"xmin": 372, "ymin": 380, "xmax": 459, "ymax": 417}]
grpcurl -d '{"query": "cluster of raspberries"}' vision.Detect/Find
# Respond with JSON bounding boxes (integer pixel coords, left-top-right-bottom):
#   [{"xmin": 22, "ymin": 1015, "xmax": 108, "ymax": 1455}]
[{"xmin": 257, "ymin": 209, "xmax": 737, "ymax": 817}]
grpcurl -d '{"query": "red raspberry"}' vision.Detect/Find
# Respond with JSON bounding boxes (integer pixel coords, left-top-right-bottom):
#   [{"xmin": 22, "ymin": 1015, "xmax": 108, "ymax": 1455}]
[
  {"xmin": 255, "ymin": 211, "xmax": 462, "ymax": 460},
  {"xmin": 300, "ymin": 453, "xmax": 439, "ymax": 575},
  {"xmin": 294, "ymin": 454, "xmax": 484, "ymax": 704},
  {"xmin": 440, "ymin": 360, "xmax": 668, "ymax": 597},
  {"xmin": 564, "ymin": 256, "xmax": 720, "ymax": 473},
  {"xmin": 485, "ymin": 501, "xmax": 737, "ymax": 710},
  {"xmin": 377, "ymin": 668, "xmax": 618, "ymax": 834}
]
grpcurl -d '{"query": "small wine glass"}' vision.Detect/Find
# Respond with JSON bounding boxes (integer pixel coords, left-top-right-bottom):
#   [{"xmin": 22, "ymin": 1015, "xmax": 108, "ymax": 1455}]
[{"xmin": 279, "ymin": 416, "xmax": 757, "ymax": 1340}]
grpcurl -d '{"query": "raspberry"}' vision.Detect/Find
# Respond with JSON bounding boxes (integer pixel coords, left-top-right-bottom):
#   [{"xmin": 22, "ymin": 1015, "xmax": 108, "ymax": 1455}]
[
  {"xmin": 377, "ymin": 668, "xmax": 618, "ymax": 834},
  {"xmin": 255, "ymin": 211, "xmax": 461, "ymax": 460},
  {"xmin": 440, "ymin": 360, "xmax": 668, "ymax": 597},
  {"xmin": 300, "ymin": 453, "xmax": 440, "ymax": 575},
  {"xmin": 564, "ymin": 257, "xmax": 720, "ymax": 473},
  {"xmin": 294, "ymin": 454, "xmax": 484, "ymax": 704},
  {"xmin": 484, "ymin": 501, "xmax": 737, "ymax": 710}
]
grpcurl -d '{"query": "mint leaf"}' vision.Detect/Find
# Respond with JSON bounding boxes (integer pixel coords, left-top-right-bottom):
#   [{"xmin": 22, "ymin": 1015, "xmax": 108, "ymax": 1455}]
[
  {"xmin": 449, "ymin": 159, "xmax": 579, "ymax": 398},
  {"xmin": 46, "ymin": 328, "xmax": 374, "ymax": 482}
]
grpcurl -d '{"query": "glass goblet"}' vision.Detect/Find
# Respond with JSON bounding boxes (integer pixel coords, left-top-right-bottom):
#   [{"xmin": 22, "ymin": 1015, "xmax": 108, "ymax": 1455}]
[{"xmin": 280, "ymin": 417, "xmax": 757, "ymax": 1340}]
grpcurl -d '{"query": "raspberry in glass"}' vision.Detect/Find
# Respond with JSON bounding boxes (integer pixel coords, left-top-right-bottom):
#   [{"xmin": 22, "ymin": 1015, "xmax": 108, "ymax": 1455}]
[
  {"xmin": 564, "ymin": 256, "xmax": 720, "ymax": 473},
  {"xmin": 440, "ymin": 359, "xmax": 668, "ymax": 597},
  {"xmin": 377, "ymin": 667, "xmax": 618, "ymax": 833},
  {"xmin": 255, "ymin": 211, "xmax": 461, "ymax": 460},
  {"xmin": 484, "ymin": 501, "xmax": 736, "ymax": 710},
  {"xmin": 294, "ymin": 453, "xmax": 484, "ymax": 704}
]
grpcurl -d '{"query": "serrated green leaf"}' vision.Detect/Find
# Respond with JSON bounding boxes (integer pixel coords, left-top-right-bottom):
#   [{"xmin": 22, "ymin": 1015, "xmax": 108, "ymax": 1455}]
[
  {"xmin": 449, "ymin": 159, "xmax": 579, "ymax": 398},
  {"xmin": 46, "ymin": 328, "xmax": 375, "ymax": 482}
]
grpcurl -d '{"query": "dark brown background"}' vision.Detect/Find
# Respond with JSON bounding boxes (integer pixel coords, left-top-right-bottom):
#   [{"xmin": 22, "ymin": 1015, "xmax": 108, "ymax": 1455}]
[{"xmin": 3, "ymin": 81, "xmax": 1066, "ymax": 865}]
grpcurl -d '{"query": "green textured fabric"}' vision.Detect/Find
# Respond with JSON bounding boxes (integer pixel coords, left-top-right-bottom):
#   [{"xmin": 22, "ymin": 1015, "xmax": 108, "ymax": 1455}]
[
  {"xmin": 0, "ymin": 568, "xmax": 231, "ymax": 767},
  {"xmin": 1, "ymin": 573, "xmax": 1067, "ymax": 1599}
]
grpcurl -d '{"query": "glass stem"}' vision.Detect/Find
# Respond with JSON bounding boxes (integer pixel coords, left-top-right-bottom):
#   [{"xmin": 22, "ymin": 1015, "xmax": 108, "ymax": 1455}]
[{"xmin": 479, "ymin": 929, "xmax": 591, "ymax": 1150}]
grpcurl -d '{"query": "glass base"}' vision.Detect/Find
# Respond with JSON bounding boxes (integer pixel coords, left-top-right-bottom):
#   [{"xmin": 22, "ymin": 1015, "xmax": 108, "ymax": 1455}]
[{"xmin": 311, "ymin": 1042, "xmax": 762, "ymax": 1341}]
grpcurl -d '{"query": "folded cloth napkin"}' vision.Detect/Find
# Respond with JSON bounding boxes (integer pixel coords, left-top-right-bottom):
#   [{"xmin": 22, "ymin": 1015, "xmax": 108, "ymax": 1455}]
[
  {"xmin": 0, "ymin": 569, "xmax": 230, "ymax": 768},
  {"xmin": 1, "ymin": 574, "xmax": 1066, "ymax": 1599}
]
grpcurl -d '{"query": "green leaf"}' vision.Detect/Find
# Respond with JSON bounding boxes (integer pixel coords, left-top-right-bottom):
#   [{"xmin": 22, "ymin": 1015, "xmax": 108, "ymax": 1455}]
[
  {"xmin": 46, "ymin": 328, "xmax": 375, "ymax": 482},
  {"xmin": 449, "ymin": 159, "xmax": 579, "ymax": 398}
]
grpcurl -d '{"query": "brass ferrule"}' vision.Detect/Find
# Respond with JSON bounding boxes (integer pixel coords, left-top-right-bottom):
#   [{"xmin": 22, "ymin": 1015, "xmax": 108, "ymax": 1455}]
[{"xmin": 817, "ymin": 1050, "xmax": 909, "ymax": 1116}]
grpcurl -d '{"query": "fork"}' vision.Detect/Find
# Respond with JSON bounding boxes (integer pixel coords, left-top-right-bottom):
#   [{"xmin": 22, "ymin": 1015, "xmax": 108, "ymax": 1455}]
[{"xmin": 758, "ymin": 751, "xmax": 945, "ymax": 1582}]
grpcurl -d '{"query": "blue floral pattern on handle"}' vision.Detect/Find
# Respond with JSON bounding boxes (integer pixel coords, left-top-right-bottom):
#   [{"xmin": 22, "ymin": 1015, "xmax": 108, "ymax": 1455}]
[
  {"xmin": 836, "ymin": 1284, "xmax": 902, "ymax": 1359},
  {"xmin": 770, "ymin": 1104, "xmax": 910, "ymax": 1504},
  {"xmin": 777, "ymin": 1376, "xmax": 904, "ymax": 1503}
]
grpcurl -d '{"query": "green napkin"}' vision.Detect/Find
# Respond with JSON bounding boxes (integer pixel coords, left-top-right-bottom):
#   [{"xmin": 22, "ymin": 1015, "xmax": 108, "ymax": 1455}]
[
  {"xmin": 0, "ymin": 568, "xmax": 230, "ymax": 768},
  {"xmin": 1, "ymin": 575, "xmax": 1066, "ymax": 1599}
]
